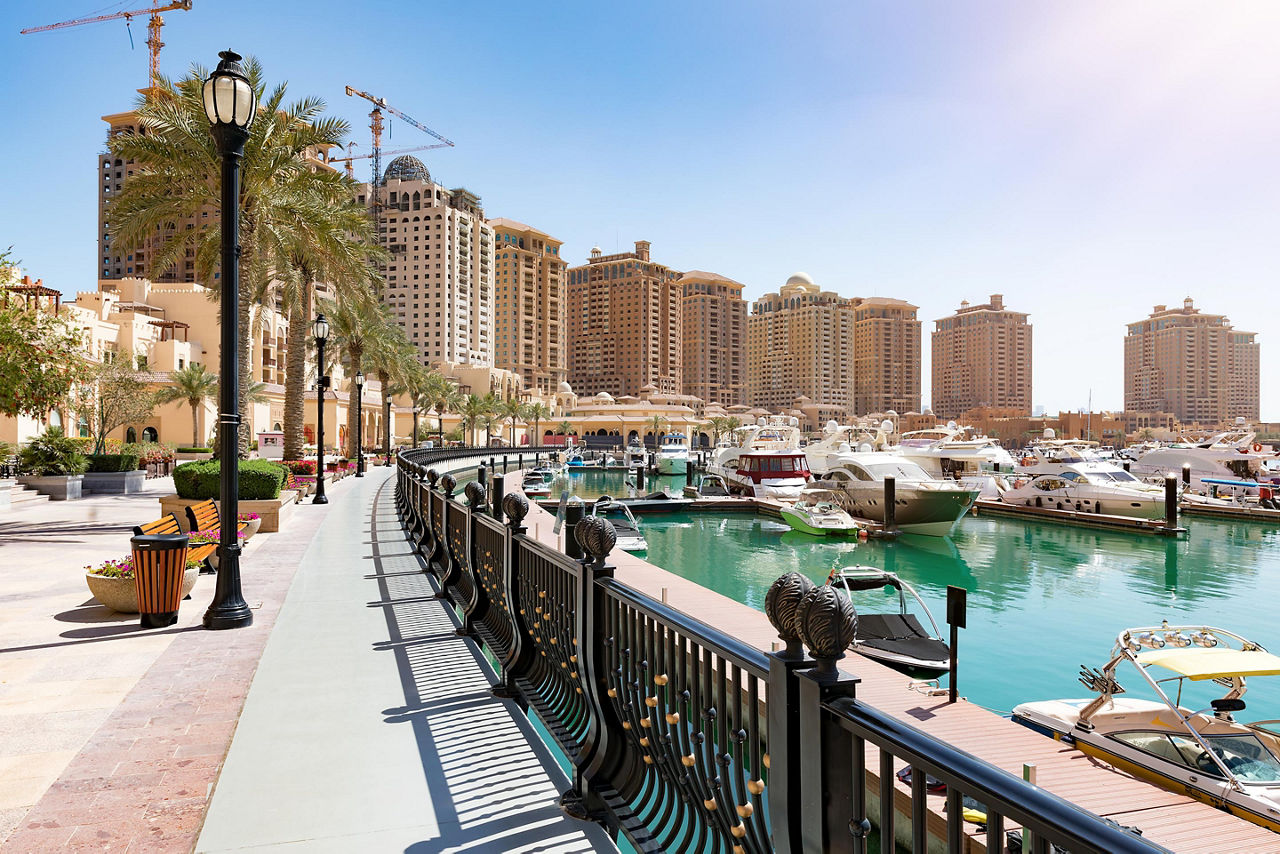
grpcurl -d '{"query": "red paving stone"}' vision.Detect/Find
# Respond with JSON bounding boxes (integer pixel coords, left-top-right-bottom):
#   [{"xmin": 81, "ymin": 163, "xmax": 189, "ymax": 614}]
[{"xmin": 0, "ymin": 480, "xmax": 343, "ymax": 854}]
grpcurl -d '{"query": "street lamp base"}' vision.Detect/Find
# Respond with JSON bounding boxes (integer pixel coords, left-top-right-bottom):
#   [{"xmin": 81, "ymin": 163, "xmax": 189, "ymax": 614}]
[
  {"xmin": 313, "ymin": 493, "xmax": 329, "ymax": 504},
  {"xmin": 203, "ymin": 600, "xmax": 254, "ymax": 629}
]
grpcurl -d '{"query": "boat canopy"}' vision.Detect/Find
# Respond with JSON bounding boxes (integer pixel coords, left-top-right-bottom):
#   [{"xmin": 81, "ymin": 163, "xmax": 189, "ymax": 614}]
[
  {"xmin": 832, "ymin": 569, "xmax": 903, "ymax": 593},
  {"xmin": 1137, "ymin": 647, "xmax": 1280, "ymax": 680}
]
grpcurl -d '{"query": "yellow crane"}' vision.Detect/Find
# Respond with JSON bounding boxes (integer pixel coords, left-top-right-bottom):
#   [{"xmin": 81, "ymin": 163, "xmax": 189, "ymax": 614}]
[
  {"xmin": 343, "ymin": 85, "xmax": 454, "ymax": 189},
  {"xmin": 328, "ymin": 144, "xmax": 441, "ymax": 180},
  {"xmin": 21, "ymin": 0, "xmax": 193, "ymax": 90}
]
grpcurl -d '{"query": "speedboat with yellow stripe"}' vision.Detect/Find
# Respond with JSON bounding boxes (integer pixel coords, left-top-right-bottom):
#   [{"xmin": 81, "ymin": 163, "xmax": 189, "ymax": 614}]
[{"xmin": 1013, "ymin": 623, "xmax": 1280, "ymax": 833}]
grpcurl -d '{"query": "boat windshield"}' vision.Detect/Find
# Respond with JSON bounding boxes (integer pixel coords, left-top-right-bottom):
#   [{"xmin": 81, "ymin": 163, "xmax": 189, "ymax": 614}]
[
  {"xmin": 1090, "ymin": 469, "xmax": 1140, "ymax": 483},
  {"xmin": 863, "ymin": 459, "xmax": 933, "ymax": 480},
  {"xmin": 1207, "ymin": 734, "xmax": 1280, "ymax": 783}
]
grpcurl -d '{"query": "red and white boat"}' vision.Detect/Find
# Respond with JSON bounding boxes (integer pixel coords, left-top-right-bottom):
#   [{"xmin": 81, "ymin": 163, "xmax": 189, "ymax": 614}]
[{"xmin": 707, "ymin": 419, "xmax": 810, "ymax": 500}]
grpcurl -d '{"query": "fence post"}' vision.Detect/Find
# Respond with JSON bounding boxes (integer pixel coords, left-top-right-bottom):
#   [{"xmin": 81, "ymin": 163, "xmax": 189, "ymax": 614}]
[
  {"xmin": 432, "ymin": 474, "xmax": 457, "ymax": 597},
  {"xmin": 566, "ymin": 516, "xmax": 623, "ymax": 829},
  {"xmin": 458, "ymin": 480, "xmax": 489, "ymax": 637},
  {"xmin": 493, "ymin": 492, "xmax": 530, "ymax": 707},
  {"xmin": 419, "ymin": 469, "xmax": 439, "ymax": 559},
  {"xmin": 764, "ymin": 571, "xmax": 816, "ymax": 854}
]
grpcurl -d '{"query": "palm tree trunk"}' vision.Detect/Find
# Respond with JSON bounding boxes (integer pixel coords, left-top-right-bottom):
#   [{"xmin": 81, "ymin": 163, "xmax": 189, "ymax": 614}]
[
  {"xmin": 190, "ymin": 399, "xmax": 199, "ymax": 447},
  {"xmin": 345, "ymin": 342, "xmax": 363, "ymax": 458},
  {"xmin": 283, "ymin": 288, "xmax": 310, "ymax": 460},
  {"xmin": 237, "ymin": 288, "xmax": 253, "ymax": 459},
  {"xmin": 378, "ymin": 369, "xmax": 391, "ymax": 454}
]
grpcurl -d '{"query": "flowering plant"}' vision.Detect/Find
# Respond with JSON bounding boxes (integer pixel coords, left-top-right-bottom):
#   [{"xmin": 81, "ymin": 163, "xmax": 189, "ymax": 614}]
[
  {"xmin": 238, "ymin": 512, "xmax": 260, "ymax": 521},
  {"xmin": 281, "ymin": 459, "xmax": 317, "ymax": 475},
  {"xmin": 188, "ymin": 528, "xmax": 247, "ymax": 545},
  {"xmin": 86, "ymin": 553, "xmax": 202, "ymax": 579}
]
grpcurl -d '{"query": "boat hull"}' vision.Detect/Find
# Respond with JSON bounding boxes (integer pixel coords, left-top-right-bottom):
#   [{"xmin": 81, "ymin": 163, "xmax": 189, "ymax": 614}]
[
  {"xmin": 779, "ymin": 508, "xmax": 857, "ymax": 536},
  {"xmin": 656, "ymin": 455, "xmax": 688, "ymax": 475},
  {"xmin": 834, "ymin": 485, "xmax": 977, "ymax": 536}
]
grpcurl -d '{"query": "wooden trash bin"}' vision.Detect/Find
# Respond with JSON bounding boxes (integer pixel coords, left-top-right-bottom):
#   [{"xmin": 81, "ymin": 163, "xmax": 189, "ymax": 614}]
[{"xmin": 130, "ymin": 533, "xmax": 190, "ymax": 629}]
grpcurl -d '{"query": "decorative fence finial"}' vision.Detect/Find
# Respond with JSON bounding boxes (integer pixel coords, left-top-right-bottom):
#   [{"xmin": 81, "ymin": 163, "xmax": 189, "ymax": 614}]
[
  {"xmin": 464, "ymin": 480, "xmax": 487, "ymax": 509},
  {"xmin": 439, "ymin": 473, "xmax": 457, "ymax": 494},
  {"xmin": 575, "ymin": 515, "xmax": 616, "ymax": 566},
  {"xmin": 502, "ymin": 492, "xmax": 529, "ymax": 533},
  {"xmin": 795, "ymin": 584, "xmax": 857, "ymax": 677},
  {"xmin": 426, "ymin": 468, "xmax": 440, "ymax": 487},
  {"xmin": 764, "ymin": 572, "xmax": 815, "ymax": 657}
]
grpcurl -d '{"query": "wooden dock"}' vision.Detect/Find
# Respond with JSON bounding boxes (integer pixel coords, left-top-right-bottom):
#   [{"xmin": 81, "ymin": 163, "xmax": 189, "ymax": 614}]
[
  {"xmin": 1181, "ymin": 501, "xmax": 1280, "ymax": 523},
  {"xmin": 972, "ymin": 498, "xmax": 1186, "ymax": 536},
  {"xmin": 514, "ymin": 495, "xmax": 1280, "ymax": 853}
]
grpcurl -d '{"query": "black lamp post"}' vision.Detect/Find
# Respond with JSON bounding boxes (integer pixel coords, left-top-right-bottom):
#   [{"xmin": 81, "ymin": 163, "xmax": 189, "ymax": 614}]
[
  {"xmin": 412, "ymin": 402, "xmax": 419, "ymax": 450},
  {"xmin": 354, "ymin": 371, "xmax": 364, "ymax": 477},
  {"xmin": 202, "ymin": 50, "xmax": 255, "ymax": 630},
  {"xmin": 312, "ymin": 313, "xmax": 329, "ymax": 505},
  {"xmin": 385, "ymin": 393, "xmax": 393, "ymax": 465}
]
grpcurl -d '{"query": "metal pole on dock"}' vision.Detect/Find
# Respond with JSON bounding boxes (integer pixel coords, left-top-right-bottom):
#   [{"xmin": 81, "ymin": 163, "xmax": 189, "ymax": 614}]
[
  {"xmin": 1164, "ymin": 474, "xmax": 1179, "ymax": 531},
  {"xmin": 884, "ymin": 476, "xmax": 896, "ymax": 533},
  {"xmin": 563, "ymin": 502, "xmax": 584, "ymax": 559},
  {"xmin": 947, "ymin": 585, "xmax": 966, "ymax": 704},
  {"xmin": 1182, "ymin": 463, "xmax": 1191, "ymax": 487},
  {"xmin": 686, "ymin": 463, "xmax": 694, "ymax": 488},
  {"xmin": 636, "ymin": 463, "xmax": 646, "ymax": 490}
]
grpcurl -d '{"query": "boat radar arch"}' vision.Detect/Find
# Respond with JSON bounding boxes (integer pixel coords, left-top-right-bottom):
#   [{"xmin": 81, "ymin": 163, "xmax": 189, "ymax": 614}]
[{"xmin": 1043, "ymin": 427, "xmax": 1056, "ymax": 440}]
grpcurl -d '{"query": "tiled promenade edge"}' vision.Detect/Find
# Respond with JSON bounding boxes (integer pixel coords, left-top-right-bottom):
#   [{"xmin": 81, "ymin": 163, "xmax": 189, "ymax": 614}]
[
  {"xmin": 195, "ymin": 472, "xmax": 615, "ymax": 852},
  {"xmin": 1, "ymin": 478, "xmax": 342, "ymax": 853}
]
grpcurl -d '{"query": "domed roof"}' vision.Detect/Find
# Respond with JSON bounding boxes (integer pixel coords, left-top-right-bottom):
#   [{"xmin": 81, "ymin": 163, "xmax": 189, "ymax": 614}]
[
  {"xmin": 557, "ymin": 381, "xmax": 573, "ymax": 394},
  {"xmin": 785, "ymin": 272, "xmax": 814, "ymax": 286},
  {"xmin": 594, "ymin": 391, "xmax": 613, "ymax": 401},
  {"xmin": 384, "ymin": 155, "xmax": 430, "ymax": 184}
]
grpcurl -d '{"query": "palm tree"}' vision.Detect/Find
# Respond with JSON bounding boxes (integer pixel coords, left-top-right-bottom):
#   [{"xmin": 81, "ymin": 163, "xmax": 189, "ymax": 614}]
[
  {"xmin": 495, "ymin": 398, "xmax": 525, "ymax": 446},
  {"xmin": 327, "ymin": 295, "xmax": 404, "ymax": 458},
  {"xmin": 557, "ymin": 420, "xmax": 573, "ymax": 437},
  {"xmin": 525, "ymin": 402, "xmax": 552, "ymax": 445},
  {"xmin": 421, "ymin": 372, "xmax": 461, "ymax": 443},
  {"xmin": 107, "ymin": 59, "xmax": 370, "ymax": 458},
  {"xmin": 153, "ymin": 364, "xmax": 218, "ymax": 447},
  {"xmin": 458, "ymin": 394, "xmax": 492, "ymax": 446},
  {"xmin": 645, "ymin": 415, "xmax": 668, "ymax": 447}
]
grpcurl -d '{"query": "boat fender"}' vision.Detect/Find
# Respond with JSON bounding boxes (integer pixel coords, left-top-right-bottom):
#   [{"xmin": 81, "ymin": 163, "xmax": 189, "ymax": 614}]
[
  {"xmin": 1255, "ymin": 443, "xmax": 1265, "ymax": 453},
  {"xmin": 857, "ymin": 529, "xmax": 869, "ymax": 540}
]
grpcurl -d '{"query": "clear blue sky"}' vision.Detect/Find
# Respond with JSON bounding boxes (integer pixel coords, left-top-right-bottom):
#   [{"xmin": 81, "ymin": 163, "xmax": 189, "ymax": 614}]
[{"xmin": 3, "ymin": 1, "xmax": 1277, "ymax": 419}]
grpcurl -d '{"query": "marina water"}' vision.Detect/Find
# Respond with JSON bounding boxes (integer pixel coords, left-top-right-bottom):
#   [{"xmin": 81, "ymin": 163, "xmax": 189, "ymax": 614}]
[{"xmin": 554, "ymin": 469, "xmax": 1280, "ymax": 717}]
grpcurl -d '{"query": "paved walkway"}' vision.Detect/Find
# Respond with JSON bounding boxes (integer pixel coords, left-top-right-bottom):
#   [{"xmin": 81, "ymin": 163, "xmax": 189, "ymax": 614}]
[{"xmin": 0, "ymin": 467, "xmax": 612, "ymax": 853}]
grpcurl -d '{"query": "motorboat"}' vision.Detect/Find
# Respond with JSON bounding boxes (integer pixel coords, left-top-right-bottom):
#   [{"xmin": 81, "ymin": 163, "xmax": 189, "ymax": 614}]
[
  {"xmin": 707, "ymin": 419, "xmax": 811, "ymax": 500},
  {"xmin": 589, "ymin": 496, "xmax": 647, "ymax": 551},
  {"xmin": 565, "ymin": 447, "xmax": 600, "ymax": 470},
  {"xmin": 623, "ymin": 439, "xmax": 648, "ymax": 470},
  {"xmin": 695, "ymin": 474, "xmax": 731, "ymax": 497},
  {"xmin": 1013, "ymin": 623, "xmax": 1280, "ymax": 833},
  {"xmin": 999, "ymin": 471, "xmax": 1167, "ymax": 519},
  {"xmin": 521, "ymin": 469, "xmax": 552, "ymax": 497},
  {"xmin": 805, "ymin": 430, "xmax": 977, "ymax": 536},
  {"xmin": 1129, "ymin": 430, "xmax": 1277, "ymax": 492},
  {"xmin": 779, "ymin": 486, "xmax": 860, "ymax": 536},
  {"xmin": 829, "ymin": 567, "xmax": 950, "ymax": 674},
  {"xmin": 655, "ymin": 433, "xmax": 691, "ymax": 475},
  {"xmin": 897, "ymin": 422, "xmax": 1017, "ymax": 479}
]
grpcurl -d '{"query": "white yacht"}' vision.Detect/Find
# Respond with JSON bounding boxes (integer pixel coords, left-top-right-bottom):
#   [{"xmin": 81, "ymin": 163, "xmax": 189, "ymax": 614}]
[
  {"xmin": 707, "ymin": 419, "xmax": 811, "ymax": 500},
  {"xmin": 804, "ymin": 428, "xmax": 978, "ymax": 536},
  {"xmin": 623, "ymin": 438, "xmax": 648, "ymax": 469},
  {"xmin": 1014, "ymin": 623, "xmax": 1280, "ymax": 833},
  {"xmin": 655, "ymin": 433, "xmax": 690, "ymax": 475},
  {"xmin": 1002, "ymin": 442, "xmax": 1168, "ymax": 519},
  {"xmin": 896, "ymin": 422, "xmax": 1016, "ymax": 478},
  {"xmin": 1129, "ymin": 430, "xmax": 1277, "ymax": 492}
]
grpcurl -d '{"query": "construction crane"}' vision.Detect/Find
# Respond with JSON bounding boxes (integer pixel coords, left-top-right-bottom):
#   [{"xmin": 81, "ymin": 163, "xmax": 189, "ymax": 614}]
[
  {"xmin": 21, "ymin": 1, "xmax": 193, "ymax": 91},
  {"xmin": 343, "ymin": 85, "xmax": 454, "ymax": 191},
  {"xmin": 329, "ymin": 144, "xmax": 439, "ymax": 180}
]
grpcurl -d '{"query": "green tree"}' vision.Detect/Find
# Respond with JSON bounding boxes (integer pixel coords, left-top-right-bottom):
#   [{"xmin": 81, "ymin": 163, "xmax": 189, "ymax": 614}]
[
  {"xmin": 0, "ymin": 300, "xmax": 86, "ymax": 419},
  {"xmin": 79, "ymin": 352, "xmax": 157, "ymax": 455},
  {"xmin": 421, "ymin": 372, "xmax": 462, "ymax": 443},
  {"xmin": 495, "ymin": 397, "xmax": 525, "ymax": 446},
  {"xmin": 525, "ymin": 402, "xmax": 552, "ymax": 445},
  {"xmin": 458, "ymin": 394, "xmax": 493, "ymax": 446},
  {"xmin": 106, "ymin": 59, "xmax": 370, "ymax": 459},
  {"xmin": 153, "ymin": 363, "xmax": 219, "ymax": 447},
  {"xmin": 645, "ymin": 415, "xmax": 668, "ymax": 445},
  {"xmin": 557, "ymin": 420, "xmax": 573, "ymax": 436}
]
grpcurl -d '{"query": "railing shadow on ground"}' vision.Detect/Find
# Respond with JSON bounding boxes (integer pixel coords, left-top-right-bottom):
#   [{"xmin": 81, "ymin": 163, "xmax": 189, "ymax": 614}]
[
  {"xmin": 366, "ymin": 478, "xmax": 608, "ymax": 854},
  {"xmin": 391, "ymin": 447, "xmax": 1172, "ymax": 854}
]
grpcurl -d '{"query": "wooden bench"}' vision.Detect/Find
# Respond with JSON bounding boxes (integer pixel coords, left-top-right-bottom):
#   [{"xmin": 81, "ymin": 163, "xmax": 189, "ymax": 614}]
[
  {"xmin": 133, "ymin": 513, "xmax": 218, "ymax": 571},
  {"xmin": 185, "ymin": 498, "xmax": 250, "ymax": 537}
]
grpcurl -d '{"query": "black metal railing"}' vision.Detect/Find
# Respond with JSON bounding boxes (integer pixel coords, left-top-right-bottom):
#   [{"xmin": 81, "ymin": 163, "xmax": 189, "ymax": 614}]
[{"xmin": 394, "ymin": 448, "xmax": 1168, "ymax": 854}]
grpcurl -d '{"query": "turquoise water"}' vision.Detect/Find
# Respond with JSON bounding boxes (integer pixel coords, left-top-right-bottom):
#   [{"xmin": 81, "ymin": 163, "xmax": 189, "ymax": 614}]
[{"xmin": 549, "ymin": 470, "xmax": 1280, "ymax": 718}]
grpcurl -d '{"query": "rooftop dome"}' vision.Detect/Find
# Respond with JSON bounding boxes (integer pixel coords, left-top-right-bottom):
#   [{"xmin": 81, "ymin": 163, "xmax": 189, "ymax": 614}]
[
  {"xmin": 785, "ymin": 272, "xmax": 814, "ymax": 287},
  {"xmin": 557, "ymin": 381, "xmax": 573, "ymax": 394},
  {"xmin": 384, "ymin": 155, "xmax": 430, "ymax": 184},
  {"xmin": 594, "ymin": 391, "xmax": 613, "ymax": 401}
]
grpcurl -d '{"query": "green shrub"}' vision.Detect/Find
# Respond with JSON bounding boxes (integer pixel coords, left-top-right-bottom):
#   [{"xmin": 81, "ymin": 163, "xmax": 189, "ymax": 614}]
[
  {"xmin": 176, "ymin": 446, "xmax": 212, "ymax": 453},
  {"xmin": 18, "ymin": 427, "xmax": 89, "ymax": 476},
  {"xmin": 86, "ymin": 454, "xmax": 141, "ymax": 473},
  {"xmin": 173, "ymin": 459, "xmax": 286, "ymax": 500}
]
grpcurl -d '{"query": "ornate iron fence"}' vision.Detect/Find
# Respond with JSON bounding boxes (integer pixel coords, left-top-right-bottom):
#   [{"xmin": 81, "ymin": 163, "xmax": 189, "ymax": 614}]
[{"xmin": 394, "ymin": 448, "xmax": 1168, "ymax": 854}]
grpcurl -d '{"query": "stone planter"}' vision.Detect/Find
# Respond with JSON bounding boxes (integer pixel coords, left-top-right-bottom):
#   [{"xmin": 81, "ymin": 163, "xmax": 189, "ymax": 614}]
[
  {"xmin": 159, "ymin": 491, "xmax": 300, "ymax": 534},
  {"xmin": 175, "ymin": 451, "xmax": 214, "ymax": 462},
  {"xmin": 239, "ymin": 516, "xmax": 263, "ymax": 539},
  {"xmin": 83, "ymin": 470, "xmax": 147, "ymax": 495},
  {"xmin": 16, "ymin": 474, "xmax": 83, "ymax": 501},
  {"xmin": 85, "ymin": 566, "xmax": 198, "ymax": 614}
]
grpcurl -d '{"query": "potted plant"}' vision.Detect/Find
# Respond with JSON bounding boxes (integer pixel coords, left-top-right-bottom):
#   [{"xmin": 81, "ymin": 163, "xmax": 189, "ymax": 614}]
[
  {"xmin": 238, "ymin": 512, "xmax": 262, "ymax": 539},
  {"xmin": 85, "ymin": 553, "xmax": 200, "ymax": 613},
  {"xmin": 17, "ymin": 427, "xmax": 88, "ymax": 500},
  {"xmin": 82, "ymin": 453, "xmax": 144, "ymax": 494}
]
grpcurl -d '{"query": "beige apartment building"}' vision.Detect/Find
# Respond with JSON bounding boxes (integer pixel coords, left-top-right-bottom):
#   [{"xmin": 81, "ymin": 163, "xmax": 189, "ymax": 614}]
[
  {"xmin": 567, "ymin": 241, "xmax": 682, "ymax": 398},
  {"xmin": 680, "ymin": 271, "xmax": 746, "ymax": 407},
  {"xmin": 853, "ymin": 296, "xmax": 920, "ymax": 415},
  {"xmin": 931, "ymin": 294, "xmax": 1032, "ymax": 418},
  {"xmin": 355, "ymin": 155, "xmax": 495, "ymax": 369},
  {"xmin": 489, "ymin": 218, "xmax": 567, "ymax": 397},
  {"xmin": 747, "ymin": 273, "xmax": 856, "ymax": 415},
  {"xmin": 1124, "ymin": 297, "xmax": 1259, "ymax": 424}
]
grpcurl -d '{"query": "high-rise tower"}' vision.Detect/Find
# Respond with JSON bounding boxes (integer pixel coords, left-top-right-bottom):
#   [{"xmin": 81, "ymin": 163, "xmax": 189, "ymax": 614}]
[{"xmin": 931, "ymin": 294, "xmax": 1032, "ymax": 418}]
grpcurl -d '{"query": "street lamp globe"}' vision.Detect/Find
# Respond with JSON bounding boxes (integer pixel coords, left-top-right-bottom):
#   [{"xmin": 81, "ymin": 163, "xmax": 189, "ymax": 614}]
[
  {"xmin": 312, "ymin": 313, "xmax": 329, "ymax": 342},
  {"xmin": 355, "ymin": 370, "xmax": 364, "ymax": 388},
  {"xmin": 202, "ymin": 51, "xmax": 256, "ymax": 129}
]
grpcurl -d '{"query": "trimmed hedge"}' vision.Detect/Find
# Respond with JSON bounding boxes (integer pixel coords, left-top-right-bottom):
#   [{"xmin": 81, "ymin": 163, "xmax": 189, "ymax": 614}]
[
  {"xmin": 86, "ymin": 454, "xmax": 141, "ymax": 473},
  {"xmin": 176, "ymin": 446, "xmax": 212, "ymax": 454},
  {"xmin": 173, "ymin": 459, "xmax": 286, "ymax": 500}
]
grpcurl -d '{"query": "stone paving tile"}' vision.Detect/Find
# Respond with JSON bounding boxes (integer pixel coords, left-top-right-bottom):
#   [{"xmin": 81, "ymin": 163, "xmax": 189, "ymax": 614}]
[{"xmin": 0, "ymin": 477, "xmax": 350, "ymax": 853}]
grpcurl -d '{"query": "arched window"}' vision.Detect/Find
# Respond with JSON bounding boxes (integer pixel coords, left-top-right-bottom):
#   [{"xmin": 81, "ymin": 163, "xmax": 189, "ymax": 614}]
[
  {"xmin": 125, "ymin": 427, "xmax": 138, "ymax": 443},
  {"xmin": 273, "ymin": 422, "xmax": 282, "ymax": 431},
  {"xmin": 142, "ymin": 427, "xmax": 159, "ymax": 443}
]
